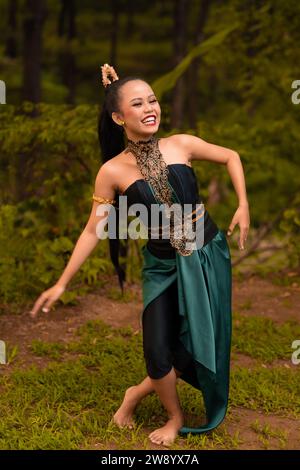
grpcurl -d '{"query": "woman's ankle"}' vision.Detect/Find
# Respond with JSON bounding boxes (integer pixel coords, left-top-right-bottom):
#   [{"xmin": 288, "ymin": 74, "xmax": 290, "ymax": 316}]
[{"xmin": 168, "ymin": 409, "xmax": 184, "ymax": 423}]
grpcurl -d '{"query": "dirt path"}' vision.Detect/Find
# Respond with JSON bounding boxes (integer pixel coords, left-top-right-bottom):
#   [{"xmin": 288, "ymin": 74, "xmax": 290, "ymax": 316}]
[{"xmin": 0, "ymin": 274, "xmax": 300, "ymax": 449}]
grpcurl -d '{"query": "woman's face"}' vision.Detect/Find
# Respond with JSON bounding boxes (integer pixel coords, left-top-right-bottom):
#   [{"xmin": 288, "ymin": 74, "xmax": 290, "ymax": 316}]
[{"xmin": 112, "ymin": 80, "xmax": 161, "ymax": 141}]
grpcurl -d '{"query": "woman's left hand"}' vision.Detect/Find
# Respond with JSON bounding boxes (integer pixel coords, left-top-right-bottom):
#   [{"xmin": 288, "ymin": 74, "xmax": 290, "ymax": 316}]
[{"xmin": 227, "ymin": 203, "xmax": 250, "ymax": 250}]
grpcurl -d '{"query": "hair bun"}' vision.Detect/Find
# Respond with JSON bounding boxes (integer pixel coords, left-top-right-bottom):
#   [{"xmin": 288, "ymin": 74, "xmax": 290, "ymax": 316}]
[{"xmin": 101, "ymin": 63, "xmax": 119, "ymax": 88}]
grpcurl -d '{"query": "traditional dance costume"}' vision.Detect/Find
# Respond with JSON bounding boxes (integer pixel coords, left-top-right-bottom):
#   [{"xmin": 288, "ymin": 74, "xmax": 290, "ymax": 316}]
[{"xmin": 94, "ymin": 135, "xmax": 232, "ymax": 435}]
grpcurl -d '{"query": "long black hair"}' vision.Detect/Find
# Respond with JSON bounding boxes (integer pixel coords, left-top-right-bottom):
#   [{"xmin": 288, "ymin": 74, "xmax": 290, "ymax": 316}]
[{"xmin": 98, "ymin": 75, "xmax": 146, "ymax": 295}]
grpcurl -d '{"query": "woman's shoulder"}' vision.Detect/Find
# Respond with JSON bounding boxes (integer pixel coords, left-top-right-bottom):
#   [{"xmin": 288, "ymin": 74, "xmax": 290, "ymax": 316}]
[
  {"xmin": 97, "ymin": 152, "xmax": 137, "ymax": 193},
  {"xmin": 102, "ymin": 151, "xmax": 134, "ymax": 175},
  {"xmin": 159, "ymin": 134, "xmax": 193, "ymax": 165},
  {"xmin": 167, "ymin": 133, "xmax": 194, "ymax": 146},
  {"xmin": 161, "ymin": 133, "xmax": 194, "ymax": 153}
]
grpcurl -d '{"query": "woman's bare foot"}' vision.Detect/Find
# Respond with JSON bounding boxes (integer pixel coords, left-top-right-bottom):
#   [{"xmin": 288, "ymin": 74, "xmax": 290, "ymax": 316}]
[
  {"xmin": 148, "ymin": 413, "xmax": 184, "ymax": 447},
  {"xmin": 110, "ymin": 385, "xmax": 140, "ymax": 429}
]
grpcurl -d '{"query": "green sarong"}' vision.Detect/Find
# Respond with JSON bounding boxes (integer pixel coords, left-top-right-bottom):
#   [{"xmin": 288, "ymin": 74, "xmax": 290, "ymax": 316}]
[
  {"xmin": 140, "ymin": 177, "xmax": 232, "ymax": 435},
  {"xmin": 141, "ymin": 227, "xmax": 232, "ymax": 435}
]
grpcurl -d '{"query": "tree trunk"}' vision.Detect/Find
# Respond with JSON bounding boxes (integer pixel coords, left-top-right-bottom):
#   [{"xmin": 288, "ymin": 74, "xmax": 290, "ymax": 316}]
[
  {"xmin": 207, "ymin": 176, "xmax": 222, "ymax": 206},
  {"xmin": 238, "ymin": 0, "xmax": 265, "ymax": 118},
  {"xmin": 22, "ymin": 0, "xmax": 47, "ymax": 103},
  {"xmin": 110, "ymin": 0, "xmax": 120, "ymax": 66},
  {"xmin": 125, "ymin": 0, "xmax": 134, "ymax": 38},
  {"xmin": 57, "ymin": 0, "xmax": 77, "ymax": 104},
  {"xmin": 187, "ymin": 0, "xmax": 211, "ymax": 129},
  {"xmin": 5, "ymin": 0, "xmax": 18, "ymax": 58},
  {"xmin": 58, "ymin": 0, "xmax": 76, "ymax": 39},
  {"xmin": 170, "ymin": 0, "xmax": 189, "ymax": 130}
]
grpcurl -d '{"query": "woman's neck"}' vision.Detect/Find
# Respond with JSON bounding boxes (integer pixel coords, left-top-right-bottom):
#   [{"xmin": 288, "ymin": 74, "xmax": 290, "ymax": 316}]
[{"xmin": 126, "ymin": 134, "xmax": 157, "ymax": 145}]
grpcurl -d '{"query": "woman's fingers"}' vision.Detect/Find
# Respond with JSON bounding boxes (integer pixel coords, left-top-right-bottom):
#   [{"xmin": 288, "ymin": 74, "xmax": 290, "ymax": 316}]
[
  {"xmin": 30, "ymin": 296, "xmax": 51, "ymax": 318},
  {"xmin": 227, "ymin": 222, "xmax": 249, "ymax": 250},
  {"xmin": 29, "ymin": 293, "xmax": 47, "ymax": 318},
  {"xmin": 239, "ymin": 226, "xmax": 249, "ymax": 250},
  {"xmin": 29, "ymin": 285, "xmax": 65, "ymax": 318},
  {"xmin": 227, "ymin": 205, "xmax": 250, "ymax": 249},
  {"xmin": 227, "ymin": 221, "xmax": 236, "ymax": 236},
  {"xmin": 227, "ymin": 217, "xmax": 239, "ymax": 236}
]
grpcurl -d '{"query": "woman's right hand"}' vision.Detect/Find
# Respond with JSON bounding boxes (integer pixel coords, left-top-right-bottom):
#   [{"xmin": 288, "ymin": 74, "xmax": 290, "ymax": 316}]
[{"xmin": 29, "ymin": 284, "xmax": 66, "ymax": 318}]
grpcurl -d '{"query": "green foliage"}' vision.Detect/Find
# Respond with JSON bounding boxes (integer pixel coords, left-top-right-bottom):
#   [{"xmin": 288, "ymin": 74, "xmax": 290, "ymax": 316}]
[
  {"xmin": 0, "ymin": 104, "xmax": 133, "ymax": 308},
  {"xmin": 152, "ymin": 24, "xmax": 240, "ymax": 100},
  {"xmin": 1, "ymin": 1, "xmax": 300, "ymax": 309},
  {"xmin": 279, "ymin": 193, "xmax": 300, "ymax": 268},
  {"xmin": 0, "ymin": 201, "xmax": 113, "ymax": 307},
  {"xmin": 5, "ymin": 342, "xmax": 19, "ymax": 365}
]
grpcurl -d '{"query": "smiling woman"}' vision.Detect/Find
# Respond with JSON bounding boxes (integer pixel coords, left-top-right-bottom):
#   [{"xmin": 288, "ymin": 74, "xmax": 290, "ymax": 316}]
[
  {"xmin": 94, "ymin": 64, "xmax": 242, "ymax": 446},
  {"xmin": 29, "ymin": 63, "xmax": 249, "ymax": 448}
]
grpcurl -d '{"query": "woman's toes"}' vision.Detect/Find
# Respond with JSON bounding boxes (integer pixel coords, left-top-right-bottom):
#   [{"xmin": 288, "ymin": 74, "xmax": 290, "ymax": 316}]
[
  {"xmin": 148, "ymin": 418, "xmax": 182, "ymax": 447},
  {"xmin": 110, "ymin": 414, "xmax": 136, "ymax": 430},
  {"xmin": 150, "ymin": 436, "xmax": 161, "ymax": 444},
  {"xmin": 149, "ymin": 432, "xmax": 162, "ymax": 444}
]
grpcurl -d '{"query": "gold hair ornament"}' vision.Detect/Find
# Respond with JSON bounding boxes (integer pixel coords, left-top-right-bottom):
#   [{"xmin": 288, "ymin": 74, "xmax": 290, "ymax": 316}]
[{"xmin": 101, "ymin": 63, "xmax": 119, "ymax": 88}]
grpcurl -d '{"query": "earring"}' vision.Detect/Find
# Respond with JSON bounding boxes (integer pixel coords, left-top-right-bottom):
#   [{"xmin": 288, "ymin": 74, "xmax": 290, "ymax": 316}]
[{"xmin": 119, "ymin": 120, "xmax": 125, "ymax": 126}]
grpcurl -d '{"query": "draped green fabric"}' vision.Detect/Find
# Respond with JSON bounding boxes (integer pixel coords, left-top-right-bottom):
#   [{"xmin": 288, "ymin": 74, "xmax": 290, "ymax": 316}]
[{"xmin": 140, "ymin": 180, "xmax": 232, "ymax": 435}]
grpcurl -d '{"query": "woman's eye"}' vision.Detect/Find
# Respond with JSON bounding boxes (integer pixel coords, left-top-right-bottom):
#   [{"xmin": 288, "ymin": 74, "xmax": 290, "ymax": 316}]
[{"xmin": 133, "ymin": 99, "xmax": 157, "ymax": 107}]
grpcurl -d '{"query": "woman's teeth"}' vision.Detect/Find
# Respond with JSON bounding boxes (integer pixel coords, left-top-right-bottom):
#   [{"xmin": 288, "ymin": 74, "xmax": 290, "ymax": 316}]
[{"xmin": 142, "ymin": 118, "xmax": 156, "ymax": 126}]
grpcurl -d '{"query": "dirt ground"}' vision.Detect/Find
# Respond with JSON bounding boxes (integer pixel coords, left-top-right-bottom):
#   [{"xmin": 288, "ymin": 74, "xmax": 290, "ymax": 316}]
[{"xmin": 0, "ymin": 273, "xmax": 300, "ymax": 450}]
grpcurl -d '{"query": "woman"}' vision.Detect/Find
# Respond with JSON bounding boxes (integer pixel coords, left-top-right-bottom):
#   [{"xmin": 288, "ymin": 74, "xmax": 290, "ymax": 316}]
[{"xmin": 30, "ymin": 63, "xmax": 250, "ymax": 447}]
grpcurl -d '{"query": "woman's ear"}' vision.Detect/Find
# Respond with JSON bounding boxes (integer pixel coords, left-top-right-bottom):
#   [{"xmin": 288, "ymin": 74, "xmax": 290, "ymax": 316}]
[{"xmin": 112, "ymin": 111, "xmax": 123, "ymax": 126}]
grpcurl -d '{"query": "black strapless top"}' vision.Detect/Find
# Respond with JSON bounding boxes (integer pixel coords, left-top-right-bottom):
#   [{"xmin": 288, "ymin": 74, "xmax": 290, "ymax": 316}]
[{"xmin": 122, "ymin": 163, "xmax": 219, "ymax": 259}]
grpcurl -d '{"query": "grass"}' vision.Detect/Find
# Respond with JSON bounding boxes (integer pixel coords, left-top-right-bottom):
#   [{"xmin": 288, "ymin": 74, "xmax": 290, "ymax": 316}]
[
  {"xmin": 250, "ymin": 419, "xmax": 288, "ymax": 449},
  {"xmin": 230, "ymin": 367, "xmax": 300, "ymax": 416},
  {"xmin": 3, "ymin": 341, "xmax": 19, "ymax": 365},
  {"xmin": 30, "ymin": 340, "xmax": 66, "ymax": 360},
  {"xmin": 0, "ymin": 316, "xmax": 299, "ymax": 449},
  {"xmin": 105, "ymin": 287, "xmax": 138, "ymax": 302},
  {"xmin": 232, "ymin": 312, "xmax": 300, "ymax": 362}
]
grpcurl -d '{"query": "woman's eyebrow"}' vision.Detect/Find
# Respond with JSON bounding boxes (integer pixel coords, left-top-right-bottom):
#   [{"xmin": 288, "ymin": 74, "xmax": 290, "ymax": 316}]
[{"xmin": 130, "ymin": 94, "xmax": 156, "ymax": 102}]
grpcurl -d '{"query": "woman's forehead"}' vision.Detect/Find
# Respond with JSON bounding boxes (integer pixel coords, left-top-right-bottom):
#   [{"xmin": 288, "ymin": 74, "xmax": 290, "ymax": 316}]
[{"xmin": 121, "ymin": 80, "xmax": 154, "ymax": 100}]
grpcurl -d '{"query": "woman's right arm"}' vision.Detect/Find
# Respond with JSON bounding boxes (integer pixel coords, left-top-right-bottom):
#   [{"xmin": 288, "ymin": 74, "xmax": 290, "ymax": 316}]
[{"xmin": 30, "ymin": 162, "xmax": 118, "ymax": 317}]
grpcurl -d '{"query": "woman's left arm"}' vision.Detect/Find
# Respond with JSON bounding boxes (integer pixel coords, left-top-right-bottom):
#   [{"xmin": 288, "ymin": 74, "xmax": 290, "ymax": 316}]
[{"xmin": 175, "ymin": 133, "xmax": 250, "ymax": 250}]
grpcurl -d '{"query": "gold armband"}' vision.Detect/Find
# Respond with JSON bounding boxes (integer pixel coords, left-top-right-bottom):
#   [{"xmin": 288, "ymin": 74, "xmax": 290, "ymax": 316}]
[{"xmin": 92, "ymin": 194, "xmax": 116, "ymax": 205}]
